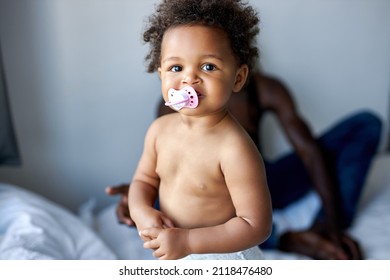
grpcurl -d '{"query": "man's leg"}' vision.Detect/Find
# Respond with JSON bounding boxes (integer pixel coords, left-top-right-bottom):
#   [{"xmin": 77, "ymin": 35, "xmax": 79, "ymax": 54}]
[
  {"xmin": 264, "ymin": 155, "xmax": 312, "ymax": 209},
  {"xmin": 316, "ymin": 110, "xmax": 382, "ymax": 228},
  {"xmin": 261, "ymin": 111, "xmax": 382, "ymax": 253}
]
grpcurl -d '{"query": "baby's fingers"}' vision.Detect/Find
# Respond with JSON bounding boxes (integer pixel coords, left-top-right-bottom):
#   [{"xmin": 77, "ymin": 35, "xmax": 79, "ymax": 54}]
[
  {"xmin": 161, "ymin": 216, "xmax": 175, "ymax": 228},
  {"xmin": 153, "ymin": 249, "xmax": 166, "ymax": 260},
  {"xmin": 140, "ymin": 227, "xmax": 162, "ymax": 240},
  {"xmin": 144, "ymin": 238, "xmax": 160, "ymax": 250}
]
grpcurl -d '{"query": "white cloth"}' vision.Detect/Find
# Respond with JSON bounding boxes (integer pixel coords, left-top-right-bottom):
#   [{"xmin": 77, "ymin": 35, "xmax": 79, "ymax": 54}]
[
  {"xmin": 180, "ymin": 246, "xmax": 263, "ymax": 260},
  {"xmin": 272, "ymin": 190, "xmax": 321, "ymax": 237}
]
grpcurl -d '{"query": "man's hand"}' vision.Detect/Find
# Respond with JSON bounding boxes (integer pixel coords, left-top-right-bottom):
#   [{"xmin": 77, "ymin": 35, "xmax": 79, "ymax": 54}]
[
  {"xmin": 313, "ymin": 222, "xmax": 363, "ymax": 259},
  {"xmin": 141, "ymin": 227, "xmax": 191, "ymax": 260},
  {"xmin": 105, "ymin": 183, "xmax": 175, "ymax": 232},
  {"xmin": 330, "ymin": 231, "xmax": 363, "ymax": 260},
  {"xmin": 105, "ymin": 183, "xmax": 134, "ymax": 226}
]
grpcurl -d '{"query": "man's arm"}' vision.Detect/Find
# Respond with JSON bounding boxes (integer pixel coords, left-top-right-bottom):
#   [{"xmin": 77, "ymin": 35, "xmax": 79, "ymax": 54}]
[
  {"xmin": 105, "ymin": 183, "xmax": 134, "ymax": 226},
  {"xmin": 257, "ymin": 75, "xmax": 343, "ymax": 233}
]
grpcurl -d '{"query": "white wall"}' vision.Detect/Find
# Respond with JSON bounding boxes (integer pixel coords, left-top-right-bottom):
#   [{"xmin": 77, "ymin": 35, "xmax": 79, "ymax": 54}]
[
  {"xmin": 0, "ymin": 0, "xmax": 389, "ymax": 212},
  {"xmin": 253, "ymin": 0, "xmax": 390, "ymax": 158},
  {"xmin": 0, "ymin": 0, "xmax": 161, "ymax": 211}
]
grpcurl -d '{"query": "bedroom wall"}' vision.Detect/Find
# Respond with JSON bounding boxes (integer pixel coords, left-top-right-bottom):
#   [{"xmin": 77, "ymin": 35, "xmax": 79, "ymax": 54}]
[{"xmin": 0, "ymin": 0, "xmax": 389, "ymax": 212}]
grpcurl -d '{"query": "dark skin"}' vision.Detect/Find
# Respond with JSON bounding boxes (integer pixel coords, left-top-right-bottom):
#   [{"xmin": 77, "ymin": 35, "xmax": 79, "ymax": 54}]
[{"xmin": 106, "ymin": 72, "xmax": 363, "ymax": 259}]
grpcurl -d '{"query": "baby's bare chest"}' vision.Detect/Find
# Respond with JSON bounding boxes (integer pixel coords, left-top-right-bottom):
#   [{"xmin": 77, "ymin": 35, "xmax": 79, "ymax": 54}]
[
  {"xmin": 155, "ymin": 132, "xmax": 228, "ymax": 184},
  {"xmin": 156, "ymin": 142, "xmax": 220, "ymax": 177},
  {"xmin": 156, "ymin": 145, "xmax": 232, "ymax": 218}
]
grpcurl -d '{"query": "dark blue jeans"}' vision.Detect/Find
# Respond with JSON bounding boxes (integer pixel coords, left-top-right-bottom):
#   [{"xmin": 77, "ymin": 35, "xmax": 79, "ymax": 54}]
[{"xmin": 261, "ymin": 111, "xmax": 382, "ymax": 249}]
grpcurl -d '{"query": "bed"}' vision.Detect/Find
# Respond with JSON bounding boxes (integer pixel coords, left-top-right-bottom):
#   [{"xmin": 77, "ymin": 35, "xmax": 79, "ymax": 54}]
[{"xmin": 1, "ymin": 152, "xmax": 389, "ymax": 260}]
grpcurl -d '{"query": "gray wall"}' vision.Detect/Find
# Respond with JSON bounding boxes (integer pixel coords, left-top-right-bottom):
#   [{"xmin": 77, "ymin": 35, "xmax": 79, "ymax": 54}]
[
  {"xmin": 0, "ymin": 43, "xmax": 20, "ymax": 165},
  {"xmin": 0, "ymin": 0, "xmax": 389, "ymax": 212}
]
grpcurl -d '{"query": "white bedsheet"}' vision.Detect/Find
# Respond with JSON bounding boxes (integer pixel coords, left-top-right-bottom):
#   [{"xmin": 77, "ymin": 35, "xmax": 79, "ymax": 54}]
[
  {"xmin": 348, "ymin": 153, "xmax": 390, "ymax": 259},
  {"xmin": 0, "ymin": 184, "xmax": 116, "ymax": 260}
]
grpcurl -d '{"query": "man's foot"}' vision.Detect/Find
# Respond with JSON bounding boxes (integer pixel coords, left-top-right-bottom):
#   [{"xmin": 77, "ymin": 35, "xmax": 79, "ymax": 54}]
[{"xmin": 278, "ymin": 230, "xmax": 349, "ymax": 259}]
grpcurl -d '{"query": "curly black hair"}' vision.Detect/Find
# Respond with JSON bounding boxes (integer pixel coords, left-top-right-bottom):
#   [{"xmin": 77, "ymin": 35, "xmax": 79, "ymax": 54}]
[{"xmin": 143, "ymin": 0, "xmax": 260, "ymax": 74}]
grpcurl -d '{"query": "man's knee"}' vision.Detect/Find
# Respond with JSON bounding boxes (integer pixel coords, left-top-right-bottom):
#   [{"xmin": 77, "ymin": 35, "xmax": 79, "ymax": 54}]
[{"xmin": 353, "ymin": 110, "xmax": 382, "ymax": 142}]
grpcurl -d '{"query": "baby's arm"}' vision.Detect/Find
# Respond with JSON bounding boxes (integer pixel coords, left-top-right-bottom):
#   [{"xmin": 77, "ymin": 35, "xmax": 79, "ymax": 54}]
[
  {"xmin": 129, "ymin": 122, "xmax": 174, "ymax": 239},
  {"xmin": 191, "ymin": 140, "xmax": 272, "ymax": 252},
  {"xmin": 143, "ymin": 135, "xmax": 272, "ymax": 259}
]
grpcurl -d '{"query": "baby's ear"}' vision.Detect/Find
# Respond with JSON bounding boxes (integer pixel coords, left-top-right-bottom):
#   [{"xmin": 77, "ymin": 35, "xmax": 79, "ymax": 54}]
[{"xmin": 233, "ymin": 64, "xmax": 249, "ymax": 92}]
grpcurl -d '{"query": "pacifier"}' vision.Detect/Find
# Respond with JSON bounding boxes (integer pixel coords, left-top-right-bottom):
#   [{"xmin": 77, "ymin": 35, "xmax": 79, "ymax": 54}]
[{"xmin": 164, "ymin": 86, "xmax": 199, "ymax": 111}]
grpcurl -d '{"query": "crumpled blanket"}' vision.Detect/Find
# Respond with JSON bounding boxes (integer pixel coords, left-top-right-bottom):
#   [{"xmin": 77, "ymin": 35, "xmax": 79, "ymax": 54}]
[{"xmin": 0, "ymin": 183, "xmax": 116, "ymax": 260}]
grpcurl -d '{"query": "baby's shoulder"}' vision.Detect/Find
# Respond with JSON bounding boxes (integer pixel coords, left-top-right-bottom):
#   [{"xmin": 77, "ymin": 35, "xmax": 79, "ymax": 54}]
[
  {"xmin": 148, "ymin": 113, "xmax": 178, "ymax": 132},
  {"xmin": 154, "ymin": 113, "xmax": 178, "ymax": 125},
  {"xmin": 221, "ymin": 116, "xmax": 258, "ymax": 149}
]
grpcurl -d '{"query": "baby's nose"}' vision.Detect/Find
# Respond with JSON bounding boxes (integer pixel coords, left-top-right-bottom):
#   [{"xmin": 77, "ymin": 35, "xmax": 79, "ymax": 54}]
[{"xmin": 182, "ymin": 69, "xmax": 200, "ymax": 85}]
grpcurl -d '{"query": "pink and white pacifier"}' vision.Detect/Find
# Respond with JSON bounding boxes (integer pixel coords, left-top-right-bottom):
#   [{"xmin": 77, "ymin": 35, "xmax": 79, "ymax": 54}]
[{"xmin": 165, "ymin": 86, "xmax": 199, "ymax": 111}]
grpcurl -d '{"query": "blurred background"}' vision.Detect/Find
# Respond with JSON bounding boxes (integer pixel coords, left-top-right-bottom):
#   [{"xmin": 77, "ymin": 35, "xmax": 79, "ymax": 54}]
[{"xmin": 0, "ymin": 0, "xmax": 389, "ymax": 213}]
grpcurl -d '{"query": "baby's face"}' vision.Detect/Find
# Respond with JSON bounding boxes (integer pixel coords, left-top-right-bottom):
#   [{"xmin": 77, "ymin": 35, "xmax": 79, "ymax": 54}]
[{"xmin": 158, "ymin": 24, "xmax": 248, "ymax": 115}]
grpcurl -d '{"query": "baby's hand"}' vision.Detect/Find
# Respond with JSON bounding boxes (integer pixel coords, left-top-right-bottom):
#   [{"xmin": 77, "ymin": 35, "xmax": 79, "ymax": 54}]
[
  {"xmin": 142, "ymin": 227, "xmax": 191, "ymax": 260},
  {"xmin": 134, "ymin": 208, "xmax": 175, "ymax": 241}
]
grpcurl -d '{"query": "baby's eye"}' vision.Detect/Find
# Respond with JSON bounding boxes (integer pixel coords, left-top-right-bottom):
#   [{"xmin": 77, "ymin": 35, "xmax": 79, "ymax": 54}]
[
  {"xmin": 201, "ymin": 64, "xmax": 216, "ymax": 71},
  {"xmin": 169, "ymin": 65, "xmax": 182, "ymax": 72}
]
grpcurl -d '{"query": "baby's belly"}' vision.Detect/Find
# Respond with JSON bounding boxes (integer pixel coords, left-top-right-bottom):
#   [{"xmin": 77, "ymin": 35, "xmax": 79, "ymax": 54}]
[{"xmin": 159, "ymin": 187, "xmax": 236, "ymax": 229}]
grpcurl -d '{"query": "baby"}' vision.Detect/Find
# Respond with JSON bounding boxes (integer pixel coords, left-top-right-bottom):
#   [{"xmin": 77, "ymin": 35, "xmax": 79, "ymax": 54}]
[{"xmin": 129, "ymin": 0, "xmax": 272, "ymax": 260}]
